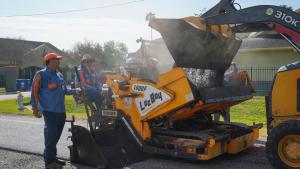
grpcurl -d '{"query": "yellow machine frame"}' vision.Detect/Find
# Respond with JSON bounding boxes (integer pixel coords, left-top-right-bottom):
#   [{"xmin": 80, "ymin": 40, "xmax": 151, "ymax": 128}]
[{"xmin": 105, "ymin": 68, "xmax": 261, "ymax": 160}]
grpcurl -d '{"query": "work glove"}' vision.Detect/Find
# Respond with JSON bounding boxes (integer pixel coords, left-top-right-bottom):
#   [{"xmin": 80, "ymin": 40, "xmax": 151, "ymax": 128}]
[
  {"xmin": 74, "ymin": 88, "xmax": 84, "ymax": 103},
  {"xmin": 32, "ymin": 107, "xmax": 42, "ymax": 118},
  {"xmin": 75, "ymin": 88, "xmax": 82, "ymax": 94}
]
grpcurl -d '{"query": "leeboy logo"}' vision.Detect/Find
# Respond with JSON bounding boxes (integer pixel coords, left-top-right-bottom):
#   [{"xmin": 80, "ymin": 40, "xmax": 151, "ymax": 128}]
[
  {"xmin": 139, "ymin": 92, "xmax": 163, "ymax": 111},
  {"xmin": 132, "ymin": 84, "xmax": 171, "ymax": 116}
]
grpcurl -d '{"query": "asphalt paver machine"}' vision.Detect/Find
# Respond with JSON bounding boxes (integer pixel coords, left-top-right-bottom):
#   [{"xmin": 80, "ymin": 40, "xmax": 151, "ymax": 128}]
[{"xmin": 68, "ymin": 0, "xmax": 300, "ymax": 168}]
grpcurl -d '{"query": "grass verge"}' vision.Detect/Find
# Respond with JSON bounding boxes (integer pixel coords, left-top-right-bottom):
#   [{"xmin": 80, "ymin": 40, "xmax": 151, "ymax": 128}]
[
  {"xmin": 0, "ymin": 88, "xmax": 5, "ymax": 94},
  {"xmin": 0, "ymin": 96, "xmax": 87, "ymax": 120},
  {"xmin": 231, "ymin": 96, "xmax": 267, "ymax": 136}
]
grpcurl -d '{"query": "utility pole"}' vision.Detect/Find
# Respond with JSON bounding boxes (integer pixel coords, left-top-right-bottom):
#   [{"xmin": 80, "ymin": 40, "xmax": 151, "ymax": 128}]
[{"xmin": 146, "ymin": 12, "xmax": 155, "ymax": 40}]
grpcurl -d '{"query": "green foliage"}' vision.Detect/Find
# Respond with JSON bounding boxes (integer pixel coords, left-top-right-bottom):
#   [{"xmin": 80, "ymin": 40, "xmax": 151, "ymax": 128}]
[
  {"xmin": 0, "ymin": 88, "xmax": 5, "ymax": 93},
  {"xmin": 67, "ymin": 40, "xmax": 128, "ymax": 71},
  {"xmin": 103, "ymin": 40, "xmax": 128, "ymax": 69},
  {"xmin": 280, "ymin": 5, "xmax": 293, "ymax": 10},
  {"xmin": 69, "ymin": 39, "xmax": 105, "ymax": 65}
]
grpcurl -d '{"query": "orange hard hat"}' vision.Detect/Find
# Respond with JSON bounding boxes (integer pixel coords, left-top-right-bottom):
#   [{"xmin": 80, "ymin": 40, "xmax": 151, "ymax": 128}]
[{"xmin": 44, "ymin": 53, "xmax": 62, "ymax": 61}]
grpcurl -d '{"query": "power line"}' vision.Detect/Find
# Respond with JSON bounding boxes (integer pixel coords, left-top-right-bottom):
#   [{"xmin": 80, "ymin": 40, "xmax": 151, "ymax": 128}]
[{"xmin": 1, "ymin": 0, "xmax": 145, "ymax": 18}]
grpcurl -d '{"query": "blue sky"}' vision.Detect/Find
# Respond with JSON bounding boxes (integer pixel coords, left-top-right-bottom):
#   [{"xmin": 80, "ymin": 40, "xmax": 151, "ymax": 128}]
[{"xmin": 1, "ymin": 0, "xmax": 300, "ymax": 52}]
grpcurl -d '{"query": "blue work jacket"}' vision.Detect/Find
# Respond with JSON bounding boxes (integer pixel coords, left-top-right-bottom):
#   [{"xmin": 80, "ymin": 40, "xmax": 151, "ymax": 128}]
[{"xmin": 31, "ymin": 67, "xmax": 74, "ymax": 113}]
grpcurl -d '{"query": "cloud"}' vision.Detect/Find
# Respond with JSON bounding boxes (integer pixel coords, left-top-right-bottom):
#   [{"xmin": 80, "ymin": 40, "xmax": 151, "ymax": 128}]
[{"xmin": 0, "ymin": 16, "xmax": 161, "ymax": 52}]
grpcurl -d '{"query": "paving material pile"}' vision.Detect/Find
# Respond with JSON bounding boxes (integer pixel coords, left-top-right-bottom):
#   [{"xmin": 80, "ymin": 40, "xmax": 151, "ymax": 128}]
[{"xmin": 150, "ymin": 18, "xmax": 241, "ymax": 88}]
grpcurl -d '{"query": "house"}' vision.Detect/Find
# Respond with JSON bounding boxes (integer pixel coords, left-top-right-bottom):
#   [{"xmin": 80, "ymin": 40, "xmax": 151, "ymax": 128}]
[
  {"xmin": 0, "ymin": 38, "xmax": 76, "ymax": 91},
  {"xmin": 0, "ymin": 38, "xmax": 76, "ymax": 77},
  {"xmin": 233, "ymin": 32, "xmax": 299, "ymax": 95},
  {"xmin": 0, "ymin": 67, "xmax": 5, "ymax": 87},
  {"xmin": 234, "ymin": 32, "xmax": 298, "ymax": 70}
]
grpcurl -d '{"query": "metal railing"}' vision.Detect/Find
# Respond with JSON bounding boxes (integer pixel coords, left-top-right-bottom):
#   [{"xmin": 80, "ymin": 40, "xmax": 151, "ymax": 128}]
[{"xmin": 239, "ymin": 67, "xmax": 278, "ymax": 96}]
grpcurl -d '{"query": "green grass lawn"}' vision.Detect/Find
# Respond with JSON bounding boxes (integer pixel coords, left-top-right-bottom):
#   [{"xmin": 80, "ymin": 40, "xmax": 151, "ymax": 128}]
[
  {"xmin": 0, "ymin": 88, "xmax": 5, "ymax": 93},
  {"xmin": 0, "ymin": 96, "xmax": 268, "ymax": 136},
  {"xmin": 64, "ymin": 96, "xmax": 87, "ymax": 119},
  {"xmin": 0, "ymin": 96, "xmax": 87, "ymax": 119},
  {"xmin": 231, "ymin": 96, "xmax": 267, "ymax": 136},
  {"xmin": 0, "ymin": 97, "xmax": 33, "ymax": 115},
  {"xmin": 231, "ymin": 97, "xmax": 266, "ymax": 125}
]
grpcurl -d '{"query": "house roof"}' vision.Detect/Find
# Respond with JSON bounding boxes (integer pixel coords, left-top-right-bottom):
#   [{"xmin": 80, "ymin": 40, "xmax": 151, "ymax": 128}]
[
  {"xmin": 0, "ymin": 38, "xmax": 75, "ymax": 68},
  {"xmin": 0, "ymin": 38, "xmax": 63, "ymax": 58},
  {"xmin": 240, "ymin": 38, "xmax": 292, "ymax": 49},
  {"xmin": 21, "ymin": 44, "xmax": 76, "ymax": 69},
  {"xmin": 240, "ymin": 31, "xmax": 293, "ymax": 50}
]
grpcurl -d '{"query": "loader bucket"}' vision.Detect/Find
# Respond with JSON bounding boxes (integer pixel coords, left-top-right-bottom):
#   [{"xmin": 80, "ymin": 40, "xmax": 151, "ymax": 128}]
[
  {"xmin": 70, "ymin": 125, "xmax": 107, "ymax": 169},
  {"xmin": 149, "ymin": 18, "xmax": 242, "ymax": 71}
]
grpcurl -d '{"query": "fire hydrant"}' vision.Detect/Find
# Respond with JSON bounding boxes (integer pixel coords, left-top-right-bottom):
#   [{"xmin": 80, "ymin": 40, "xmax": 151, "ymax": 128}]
[{"xmin": 16, "ymin": 91, "xmax": 25, "ymax": 111}]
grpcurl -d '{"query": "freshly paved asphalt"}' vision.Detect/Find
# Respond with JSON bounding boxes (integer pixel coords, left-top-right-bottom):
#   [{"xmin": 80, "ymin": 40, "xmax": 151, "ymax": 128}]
[{"xmin": 0, "ymin": 114, "xmax": 273, "ymax": 169}]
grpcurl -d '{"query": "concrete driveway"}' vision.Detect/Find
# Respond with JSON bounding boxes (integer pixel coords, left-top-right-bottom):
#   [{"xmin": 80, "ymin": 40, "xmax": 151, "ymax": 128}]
[{"xmin": 0, "ymin": 91, "xmax": 31, "ymax": 100}]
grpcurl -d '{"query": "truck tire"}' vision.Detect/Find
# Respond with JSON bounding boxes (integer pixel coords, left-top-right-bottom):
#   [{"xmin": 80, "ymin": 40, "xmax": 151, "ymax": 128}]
[{"xmin": 266, "ymin": 120, "xmax": 300, "ymax": 169}]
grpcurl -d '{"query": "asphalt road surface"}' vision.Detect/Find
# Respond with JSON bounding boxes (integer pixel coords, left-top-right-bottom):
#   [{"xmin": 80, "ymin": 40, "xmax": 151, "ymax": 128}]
[
  {"xmin": 0, "ymin": 114, "xmax": 273, "ymax": 169},
  {"xmin": 0, "ymin": 113, "xmax": 75, "ymax": 159}
]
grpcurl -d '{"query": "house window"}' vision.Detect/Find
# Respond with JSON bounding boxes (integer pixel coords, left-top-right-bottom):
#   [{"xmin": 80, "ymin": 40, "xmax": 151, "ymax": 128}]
[
  {"xmin": 0, "ymin": 75, "xmax": 5, "ymax": 88},
  {"xmin": 19, "ymin": 66, "xmax": 42, "ymax": 80}
]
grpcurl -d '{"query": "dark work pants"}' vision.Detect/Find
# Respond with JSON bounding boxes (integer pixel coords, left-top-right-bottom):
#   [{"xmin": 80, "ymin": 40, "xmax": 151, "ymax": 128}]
[
  {"xmin": 214, "ymin": 108, "xmax": 230, "ymax": 123},
  {"xmin": 43, "ymin": 111, "xmax": 66, "ymax": 165},
  {"xmin": 85, "ymin": 87, "xmax": 102, "ymax": 111}
]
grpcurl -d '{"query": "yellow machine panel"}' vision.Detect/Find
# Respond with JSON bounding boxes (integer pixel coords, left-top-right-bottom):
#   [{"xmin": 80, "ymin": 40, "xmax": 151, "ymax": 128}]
[{"xmin": 272, "ymin": 68, "xmax": 300, "ymax": 117}]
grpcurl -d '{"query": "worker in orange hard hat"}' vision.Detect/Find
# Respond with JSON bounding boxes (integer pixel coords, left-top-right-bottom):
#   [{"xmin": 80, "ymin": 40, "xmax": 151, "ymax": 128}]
[
  {"xmin": 44, "ymin": 53, "xmax": 63, "ymax": 62},
  {"xmin": 31, "ymin": 53, "xmax": 80, "ymax": 169}
]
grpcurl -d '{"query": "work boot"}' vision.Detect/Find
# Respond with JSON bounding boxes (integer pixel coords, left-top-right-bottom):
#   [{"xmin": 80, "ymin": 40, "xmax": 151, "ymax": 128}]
[
  {"xmin": 45, "ymin": 162, "xmax": 63, "ymax": 169},
  {"xmin": 55, "ymin": 158, "xmax": 66, "ymax": 166}
]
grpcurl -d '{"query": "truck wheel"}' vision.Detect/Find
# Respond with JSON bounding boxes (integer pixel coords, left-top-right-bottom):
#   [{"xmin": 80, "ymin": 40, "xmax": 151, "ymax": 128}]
[{"xmin": 266, "ymin": 120, "xmax": 300, "ymax": 169}]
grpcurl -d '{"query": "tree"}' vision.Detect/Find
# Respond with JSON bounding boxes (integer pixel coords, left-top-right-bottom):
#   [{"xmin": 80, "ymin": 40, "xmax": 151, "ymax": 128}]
[
  {"xmin": 194, "ymin": 8, "xmax": 207, "ymax": 17},
  {"xmin": 68, "ymin": 40, "xmax": 128, "ymax": 71},
  {"xmin": 103, "ymin": 41, "xmax": 128, "ymax": 69},
  {"xmin": 70, "ymin": 39, "xmax": 105, "ymax": 65},
  {"xmin": 280, "ymin": 5, "xmax": 293, "ymax": 10}
]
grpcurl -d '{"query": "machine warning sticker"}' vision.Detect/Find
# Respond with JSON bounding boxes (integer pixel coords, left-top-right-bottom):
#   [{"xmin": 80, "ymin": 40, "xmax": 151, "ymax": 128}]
[
  {"xmin": 124, "ymin": 97, "xmax": 132, "ymax": 109},
  {"xmin": 132, "ymin": 84, "xmax": 171, "ymax": 116},
  {"xmin": 185, "ymin": 93, "xmax": 194, "ymax": 102}
]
